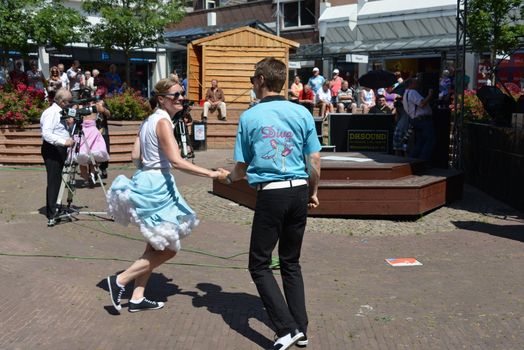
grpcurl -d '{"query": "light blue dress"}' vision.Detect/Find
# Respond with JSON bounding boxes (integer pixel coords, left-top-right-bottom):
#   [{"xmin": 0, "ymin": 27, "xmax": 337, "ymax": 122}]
[{"xmin": 106, "ymin": 109, "xmax": 198, "ymax": 251}]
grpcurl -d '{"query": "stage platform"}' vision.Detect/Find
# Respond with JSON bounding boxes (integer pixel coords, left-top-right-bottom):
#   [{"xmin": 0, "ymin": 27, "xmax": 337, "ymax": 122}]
[{"xmin": 212, "ymin": 153, "xmax": 464, "ymax": 217}]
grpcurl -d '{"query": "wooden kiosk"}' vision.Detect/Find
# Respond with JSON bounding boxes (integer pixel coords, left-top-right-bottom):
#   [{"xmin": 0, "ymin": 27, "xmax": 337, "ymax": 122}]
[{"xmin": 186, "ymin": 26, "xmax": 299, "ymax": 109}]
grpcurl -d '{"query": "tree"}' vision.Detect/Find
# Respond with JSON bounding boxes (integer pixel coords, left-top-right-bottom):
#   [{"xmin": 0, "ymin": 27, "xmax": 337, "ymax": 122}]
[
  {"xmin": 467, "ymin": 0, "xmax": 524, "ymax": 83},
  {"xmin": 0, "ymin": 0, "xmax": 87, "ymax": 61},
  {"xmin": 83, "ymin": 0, "xmax": 185, "ymax": 84}
]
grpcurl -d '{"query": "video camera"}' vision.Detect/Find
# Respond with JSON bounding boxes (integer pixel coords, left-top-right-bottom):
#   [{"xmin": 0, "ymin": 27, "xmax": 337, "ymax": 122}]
[
  {"xmin": 173, "ymin": 100, "xmax": 195, "ymax": 122},
  {"xmin": 60, "ymin": 94, "xmax": 101, "ymax": 120}
]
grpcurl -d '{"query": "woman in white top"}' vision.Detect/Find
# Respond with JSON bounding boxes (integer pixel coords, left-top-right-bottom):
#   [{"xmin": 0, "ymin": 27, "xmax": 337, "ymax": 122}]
[{"xmin": 105, "ymin": 77, "xmax": 228, "ymax": 313}]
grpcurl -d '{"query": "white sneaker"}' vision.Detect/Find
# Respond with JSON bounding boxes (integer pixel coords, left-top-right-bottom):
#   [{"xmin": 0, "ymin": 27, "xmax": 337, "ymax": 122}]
[{"xmin": 269, "ymin": 329, "xmax": 304, "ymax": 350}]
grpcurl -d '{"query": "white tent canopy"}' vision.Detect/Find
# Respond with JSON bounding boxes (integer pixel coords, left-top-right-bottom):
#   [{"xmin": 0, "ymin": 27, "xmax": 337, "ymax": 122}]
[{"xmin": 318, "ymin": 0, "xmax": 457, "ymax": 49}]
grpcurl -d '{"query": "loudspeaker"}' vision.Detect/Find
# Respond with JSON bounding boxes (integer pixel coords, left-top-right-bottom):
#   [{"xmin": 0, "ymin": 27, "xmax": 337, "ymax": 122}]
[{"xmin": 476, "ymin": 86, "xmax": 516, "ymax": 126}]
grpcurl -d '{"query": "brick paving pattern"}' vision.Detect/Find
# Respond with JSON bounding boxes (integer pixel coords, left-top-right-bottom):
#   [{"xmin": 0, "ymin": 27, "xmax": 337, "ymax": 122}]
[{"xmin": 0, "ymin": 150, "xmax": 523, "ymax": 349}]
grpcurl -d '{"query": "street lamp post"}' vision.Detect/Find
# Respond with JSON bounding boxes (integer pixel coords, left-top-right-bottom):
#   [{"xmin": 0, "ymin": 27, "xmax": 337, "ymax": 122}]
[{"xmin": 319, "ymin": 21, "xmax": 327, "ymax": 74}]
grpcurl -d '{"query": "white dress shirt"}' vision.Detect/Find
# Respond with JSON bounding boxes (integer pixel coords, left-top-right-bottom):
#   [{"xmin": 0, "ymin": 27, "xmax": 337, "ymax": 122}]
[
  {"xmin": 40, "ymin": 103, "xmax": 70, "ymax": 146},
  {"xmin": 60, "ymin": 72, "xmax": 69, "ymax": 90},
  {"xmin": 403, "ymin": 89, "xmax": 432, "ymax": 119}
]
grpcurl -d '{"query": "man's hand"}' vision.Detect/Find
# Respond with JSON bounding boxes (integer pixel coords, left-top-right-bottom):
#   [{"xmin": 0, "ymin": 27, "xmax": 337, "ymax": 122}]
[
  {"xmin": 308, "ymin": 195, "xmax": 319, "ymax": 209},
  {"xmin": 64, "ymin": 138, "xmax": 74, "ymax": 147}
]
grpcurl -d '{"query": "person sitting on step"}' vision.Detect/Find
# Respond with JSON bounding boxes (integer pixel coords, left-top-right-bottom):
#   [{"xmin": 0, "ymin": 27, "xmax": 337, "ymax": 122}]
[{"xmin": 202, "ymin": 79, "xmax": 227, "ymax": 122}]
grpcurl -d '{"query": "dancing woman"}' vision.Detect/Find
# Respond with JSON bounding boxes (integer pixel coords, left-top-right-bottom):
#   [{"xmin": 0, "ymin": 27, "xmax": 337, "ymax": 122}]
[{"xmin": 106, "ymin": 78, "xmax": 227, "ymax": 313}]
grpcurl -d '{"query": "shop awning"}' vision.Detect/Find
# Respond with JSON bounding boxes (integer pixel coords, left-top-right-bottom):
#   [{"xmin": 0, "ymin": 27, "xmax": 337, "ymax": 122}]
[
  {"xmin": 318, "ymin": 0, "xmax": 457, "ymax": 46},
  {"xmin": 293, "ymin": 35, "xmax": 457, "ymax": 60}
]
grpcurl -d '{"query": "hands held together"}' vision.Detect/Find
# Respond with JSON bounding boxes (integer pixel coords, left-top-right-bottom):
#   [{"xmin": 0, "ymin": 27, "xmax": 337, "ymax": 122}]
[{"xmin": 210, "ymin": 168, "xmax": 230, "ymax": 183}]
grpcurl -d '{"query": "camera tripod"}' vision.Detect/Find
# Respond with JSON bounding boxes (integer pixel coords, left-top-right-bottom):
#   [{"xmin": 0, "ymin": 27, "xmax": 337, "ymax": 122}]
[
  {"xmin": 173, "ymin": 109, "xmax": 195, "ymax": 161},
  {"xmin": 54, "ymin": 121, "xmax": 108, "ymax": 223}
]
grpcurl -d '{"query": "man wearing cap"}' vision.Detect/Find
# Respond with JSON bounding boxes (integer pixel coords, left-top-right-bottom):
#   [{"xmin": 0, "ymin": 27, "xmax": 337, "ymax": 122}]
[
  {"xmin": 307, "ymin": 67, "xmax": 325, "ymax": 95},
  {"xmin": 329, "ymin": 69, "xmax": 343, "ymax": 105}
]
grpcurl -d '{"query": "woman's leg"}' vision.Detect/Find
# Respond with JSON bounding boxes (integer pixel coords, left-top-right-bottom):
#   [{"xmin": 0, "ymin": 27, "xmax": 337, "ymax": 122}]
[{"xmin": 116, "ymin": 244, "xmax": 176, "ymax": 292}]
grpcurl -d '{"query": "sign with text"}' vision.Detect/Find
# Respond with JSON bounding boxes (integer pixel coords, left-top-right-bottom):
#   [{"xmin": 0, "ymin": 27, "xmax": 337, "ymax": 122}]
[
  {"xmin": 346, "ymin": 54, "xmax": 369, "ymax": 63},
  {"xmin": 288, "ymin": 61, "xmax": 301, "ymax": 69},
  {"xmin": 347, "ymin": 129, "xmax": 389, "ymax": 152}
]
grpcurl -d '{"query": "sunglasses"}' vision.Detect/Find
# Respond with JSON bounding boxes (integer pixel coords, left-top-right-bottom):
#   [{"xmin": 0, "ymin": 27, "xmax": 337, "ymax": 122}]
[
  {"xmin": 158, "ymin": 91, "xmax": 185, "ymax": 99},
  {"xmin": 250, "ymin": 74, "xmax": 262, "ymax": 84}
]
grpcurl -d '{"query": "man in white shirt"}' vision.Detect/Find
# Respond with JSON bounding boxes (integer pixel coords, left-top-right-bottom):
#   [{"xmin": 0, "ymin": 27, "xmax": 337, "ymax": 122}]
[
  {"xmin": 67, "ymin": 60, "xmax": 83, "ymax": 99},
  {"xmin": 40, "ymin": 88, "xmax": 75, "ymax": 226},
  {"xmin": 58, "ymin": 63, "xmax": 69, "ymax": 90},
  {"xmin": 402, "ymin": 78, "xmax": 435, "ymax": 161}
]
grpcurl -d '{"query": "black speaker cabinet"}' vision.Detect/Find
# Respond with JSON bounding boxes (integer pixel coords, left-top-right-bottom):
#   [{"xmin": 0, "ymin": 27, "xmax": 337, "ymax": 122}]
[{"xmin": 328, "ymin": 113, "xmax": 394, "ymax": 153}]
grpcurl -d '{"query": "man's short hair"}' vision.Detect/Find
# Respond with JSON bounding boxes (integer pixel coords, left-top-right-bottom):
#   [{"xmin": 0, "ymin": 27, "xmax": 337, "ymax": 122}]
[
  {"xmin": 254, "ymin": 57, "xmax": 286, "ymax": 93},
  {"xmin": 376, "ymin": 94, "xmax": 386, "ymax": 101}
]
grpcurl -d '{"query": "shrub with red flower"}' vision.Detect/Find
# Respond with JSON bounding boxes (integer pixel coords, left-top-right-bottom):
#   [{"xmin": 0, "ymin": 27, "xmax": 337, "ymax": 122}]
[
  {"xmin": 0, "ymin": 83, "xmax": 48, "ymax": 126},
  {"xmin": 450, "ymin": 89, "xmax": 491, "ymax": 122}
]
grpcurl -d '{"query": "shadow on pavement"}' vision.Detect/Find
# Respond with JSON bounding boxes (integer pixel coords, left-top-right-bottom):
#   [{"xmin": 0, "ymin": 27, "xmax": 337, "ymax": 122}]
[
  {"xmin": 452, "ymin": 220, "xmax": 524, "ymax": 243},
  {"xmin": 96, "ymin": 272, "xmax": 181, "ymax": 315},
  {"xmin": 179, "ymin": 282, "xmax": 274, "ymax": 349}
]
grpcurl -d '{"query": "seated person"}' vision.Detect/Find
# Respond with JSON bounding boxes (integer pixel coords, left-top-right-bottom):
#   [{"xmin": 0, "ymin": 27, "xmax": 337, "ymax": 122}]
[
  {"xmin": 316, "ymin": 82, "xmax": 334, "ymax": 119},
  {"xmin": 359, "ymin": 86, "xmax": 375, "ymax": 114},
  {"xmin": 369, "ymin": 95, "xmax": 393, "ymax": 114},
  {"xmin": 337, "ymin": 80, "xmax": 357, "ymax": 113},
  {"xmin": 288, "ymin": 75, "xmax": 303, "ymax": 103},
  {"xmin": 298, "ymin": 84, "xmax": 315, "ymax": 114},
  {"xmin": 203, "ymin": 79, "xmax": 227, "ymax": 121}
]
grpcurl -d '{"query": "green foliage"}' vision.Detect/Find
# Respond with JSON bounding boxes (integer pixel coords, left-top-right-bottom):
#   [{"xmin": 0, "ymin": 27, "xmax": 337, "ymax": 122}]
[
  {"xmin": 104, "ymin": 89, "xmax": 152, "ymax": 121},
  {"xmin": 467, "ymin": 0, "xmax": 524, "ymax": 64},
  {"xmin": 31, "ymin": 3, "xmax": 88, "ymax": 48},
  {"xmin": 0, "ymin": 0, "xmax": 87, "ymax": 55},
  {"xmin": 83, "ymin": 0, "xmax": 185, "ymax": 82}
]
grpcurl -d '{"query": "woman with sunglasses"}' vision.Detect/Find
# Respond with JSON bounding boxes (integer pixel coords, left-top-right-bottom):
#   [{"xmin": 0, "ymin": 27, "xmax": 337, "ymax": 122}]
[{"xmin": 105, "ymin": 77, "xmax": 228, "ymax": 313}]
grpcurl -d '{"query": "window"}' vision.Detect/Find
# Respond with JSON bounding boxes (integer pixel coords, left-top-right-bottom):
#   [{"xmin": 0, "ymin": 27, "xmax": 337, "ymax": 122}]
[
  {"xmin": 206, "ymin": 0, "xmax": 216, "ymax": 9},
  {"xmin": 282, "ymin": 0, "xmax": 315, "ymax": 29}
]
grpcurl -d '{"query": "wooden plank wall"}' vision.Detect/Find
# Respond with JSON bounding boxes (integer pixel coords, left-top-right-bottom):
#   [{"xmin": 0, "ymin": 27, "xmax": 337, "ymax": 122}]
[
  {"xmin": 187, "ymin": 43, "xmax": 202, "ymax": 103},
  {"xmin": 202, "ymin": 47, "xmax": 287, "ymax": 109}
]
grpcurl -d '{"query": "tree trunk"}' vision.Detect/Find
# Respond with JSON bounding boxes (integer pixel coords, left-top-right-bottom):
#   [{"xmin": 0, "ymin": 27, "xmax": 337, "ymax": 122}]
[{"xmin": 125, "ymin": 50, "xmax": 131, "ymax": 87}]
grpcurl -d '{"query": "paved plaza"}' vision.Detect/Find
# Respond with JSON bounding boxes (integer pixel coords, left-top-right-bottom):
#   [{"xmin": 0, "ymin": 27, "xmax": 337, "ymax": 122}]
[{"xmin": 0, "ymin": 149, "xmax": 523, "ymax": 349}]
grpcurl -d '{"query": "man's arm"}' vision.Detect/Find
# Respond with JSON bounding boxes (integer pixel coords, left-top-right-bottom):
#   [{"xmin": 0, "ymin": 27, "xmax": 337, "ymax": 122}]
[{"xmin": 306, "ymin": 152, "xmax": 321, "ymax": 209}]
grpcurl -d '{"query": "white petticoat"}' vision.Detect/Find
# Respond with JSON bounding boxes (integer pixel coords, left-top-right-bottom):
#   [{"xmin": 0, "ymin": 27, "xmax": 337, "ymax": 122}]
[{"xmin": 107, "ymin": 170, "xmax": 199, "ymax": 252}]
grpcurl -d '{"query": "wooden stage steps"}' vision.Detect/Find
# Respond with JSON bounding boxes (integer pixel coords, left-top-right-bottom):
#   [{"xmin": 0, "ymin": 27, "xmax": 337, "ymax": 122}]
[
  {"xmin": 212, "ymin": 153, "xmax": 464, "ymax": 217},
  {"xmin": 0, "ymin": 105, "xmax": 330, "ymax": 165},
  {"xmin": 0, "ymin": 107, "xmax": 247, "ymax": 165}
]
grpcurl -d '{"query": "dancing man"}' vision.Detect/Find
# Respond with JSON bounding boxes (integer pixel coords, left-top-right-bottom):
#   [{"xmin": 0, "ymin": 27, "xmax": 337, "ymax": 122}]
[
  {"xmin": 221, "ymin": 57, "xmax": 321, "ymax": 350},
  {"xmin": 106, "ymin": 78, "xmax": 228, "ymax": 313}
]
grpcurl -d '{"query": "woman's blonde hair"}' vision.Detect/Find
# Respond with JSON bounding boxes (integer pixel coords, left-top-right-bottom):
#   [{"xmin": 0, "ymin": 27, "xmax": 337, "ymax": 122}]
[{"xmin": 149, "ymin": 77, "xmax": 181, "ymax": 110}]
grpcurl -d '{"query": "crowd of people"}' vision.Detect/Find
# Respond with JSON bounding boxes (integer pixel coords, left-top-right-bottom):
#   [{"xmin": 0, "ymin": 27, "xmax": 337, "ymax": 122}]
[{"xmin": 0, "ymin": 59, "xmax": 127, "ymax": 102}]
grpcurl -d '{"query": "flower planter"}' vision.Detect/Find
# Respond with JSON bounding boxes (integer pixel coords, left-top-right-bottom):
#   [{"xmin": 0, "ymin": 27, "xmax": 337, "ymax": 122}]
[{"xmin": 462, "ymin": 122, "xmax": 524, "ymax": 211}]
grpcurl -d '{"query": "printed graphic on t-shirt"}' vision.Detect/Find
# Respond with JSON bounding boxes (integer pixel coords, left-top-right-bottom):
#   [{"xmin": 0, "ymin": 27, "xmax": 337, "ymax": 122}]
[{"xmin": 260, "ymin": 126, "xmax": 294, "ymax": 172}]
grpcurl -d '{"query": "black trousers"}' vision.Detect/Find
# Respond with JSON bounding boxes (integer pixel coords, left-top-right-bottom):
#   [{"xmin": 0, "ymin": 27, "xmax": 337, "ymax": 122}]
[
  {"xmin": 41, "ymin": 141, "xmax": 67, "ymax": 219},
  {"xmin": 248, "ymin": 184, "xmax": 309, "ymax": 337}
]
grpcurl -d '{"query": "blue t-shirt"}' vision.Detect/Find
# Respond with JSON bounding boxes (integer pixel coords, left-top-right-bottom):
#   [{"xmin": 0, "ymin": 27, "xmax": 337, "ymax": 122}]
[
  {"xmin": 307, "ymin": 75, "xmax": 325, "ymax": 94},
  {"xmin": 234, "ymin": 96, "xmax": 322, "ymax": 186}
]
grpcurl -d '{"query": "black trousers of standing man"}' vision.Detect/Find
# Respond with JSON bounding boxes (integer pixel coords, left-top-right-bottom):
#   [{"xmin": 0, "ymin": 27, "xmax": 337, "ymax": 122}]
[
  {"xmin": 41, "ymin": 141, "xmax": 68, "ymax": 219},
  {"xmin": 248, "ymin": 184, "xmax": 309, "ymax": 338}
]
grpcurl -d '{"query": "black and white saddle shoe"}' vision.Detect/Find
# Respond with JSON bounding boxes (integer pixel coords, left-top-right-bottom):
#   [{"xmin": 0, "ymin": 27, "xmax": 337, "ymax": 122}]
[
  {"xmin": 269, "ymin": 329, "xmax": 304, "ymax": 350},
  {"xmin": 296, "ymin": 333, "xmax": 308, "ymax": 347}
]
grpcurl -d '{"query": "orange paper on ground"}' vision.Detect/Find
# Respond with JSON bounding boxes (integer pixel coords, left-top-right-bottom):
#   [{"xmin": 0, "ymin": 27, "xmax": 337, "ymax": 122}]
[{"xmin": 385, "ymin": 258, "xmax": 423, "ymax": 267}]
